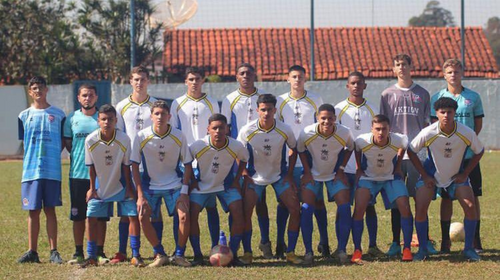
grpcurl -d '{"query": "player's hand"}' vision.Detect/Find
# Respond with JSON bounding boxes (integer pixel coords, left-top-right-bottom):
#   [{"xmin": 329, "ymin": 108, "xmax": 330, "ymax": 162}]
[
  {"xmin": 86, "ymin": 189, "xmax": 99, "ymax": 203},
  {"xmin": 300, "ymin": 172, "xmax": 314, "ymax": 188},
  {"xmin": 136, "ymin": 195, "xmax": 150, "ymax": 217},
  {"xmin": 283, "ymin": 174, "xmax": 297, "ymax": 193},
  {"xmin": 334, "ymin": 169, "xmax": 350, "ymax": 187},
  {"xmin": 452, "ymin": 173, "xmax": 468, "ymax": 184},
  {"xmin": 422, "ymin": 174, "xmax": 437, "ymax": 189},
  {"xmin": 243, "ymin": 174, "xmax": 254, "ymax": 186},
  {"xmin": 190, "ymin": 180, "xmax": 200, "ymax": 192}
]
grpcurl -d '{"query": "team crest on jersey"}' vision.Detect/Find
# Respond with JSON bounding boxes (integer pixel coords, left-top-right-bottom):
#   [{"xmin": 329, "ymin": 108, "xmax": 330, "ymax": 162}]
[
  {"xmin": 444, "ymin": 148, "xmax": 452, "ymax": 158},
  {"xmin": 48, "ymin": 115, "xmax": 55, "ymax": 123},
  {"xmin": 192, "ymin": 107, "xmax": 199, "ymax": 125},
  {"xmin": 412, "ymin": 94, "xmax": 422, "ymax": 103},
  {"xmin": 263, "ymin": 144, "xmax": 272, "ymax": 156},
  {"xmin": 321, "ymin": 149, "xmax": 329, "ymax": 161},
  {"xmin": 464, "ymin": 99, "xmax": 473, "ymax": 107},
  {"xmin": 135, "ymin": 118, "xmax": 144, "ymax": 130},
  {"xmin": 105, "ymin": 155, "xmax": 113, "ymax": 166},
  {"xmin": 159, "ymin": 151, "xmax": 165, "ymax": 162},
  {"xmin": 377, "ymin": 158, "xmax": 385, "ymax": 167},
  {"xmin": 211, "ymin": 161, "xmax": 220, "ymax": 174}
]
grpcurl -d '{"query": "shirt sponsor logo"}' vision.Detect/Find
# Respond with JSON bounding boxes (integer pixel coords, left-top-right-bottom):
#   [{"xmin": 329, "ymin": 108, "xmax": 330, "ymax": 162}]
[{"xmin": 412, "ymin": 94, "xmax": 422, "ymax": 103}]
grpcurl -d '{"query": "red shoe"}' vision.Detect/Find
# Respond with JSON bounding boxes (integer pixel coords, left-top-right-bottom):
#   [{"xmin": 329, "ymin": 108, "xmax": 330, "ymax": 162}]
[
  {"xmin": 110, "ymin": 252, "xmax": 127, "ymax": 264},
  {"xmin": 351, "ymin": 249, "xmax": 363, "ymax": 264},
  {"xmin": 402, "ymin": 248, "xmax": 413, "ymax": 262}
]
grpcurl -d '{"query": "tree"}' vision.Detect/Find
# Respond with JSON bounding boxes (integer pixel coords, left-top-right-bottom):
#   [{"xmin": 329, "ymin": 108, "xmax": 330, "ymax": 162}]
[
  {"xmin": 409, "ymin": 1, "xmax": 455, "ymax": 27},
  {"xmin": 484, "ymin": 16, "xmax": 500, "ymax": 69}
]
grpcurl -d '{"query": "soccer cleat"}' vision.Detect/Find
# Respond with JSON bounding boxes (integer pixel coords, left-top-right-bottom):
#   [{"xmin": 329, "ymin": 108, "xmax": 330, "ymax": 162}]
[
  {"xmin": 18, "ymin": 250, "xmax": 41, "ymax": 264},
  {"xmin": 171, "ymin": 255, "xmax": 191, "ymax": 267},
  {"xmin": 97, "ymin": 254, "xmax": 110, "ymax": 265},
  {"xmin": 67, "ymin": 254, "xmax": 84, "ymax": 265},
  {"xmin": 351, "ymin": 249, "xmax": 363, "ymax": 265},
  {"xmin": 367, "ymin": 246, "xmax": 385, "ymax": 258},
  {"xmin": 130, "ymin": 256, "xmax": 146, "ymax": 267},
  {"xmin": 49, "ymin": 250, "xmax": 63, "ymax": 264},
  {"xmin": 413, "ymin": 250, "xmax": 428, "ymax": 262},
  {"xmin": 463, "ymin": 248, "xmax": 480, "ymax": 262},
  {"xmin": 402, "ymin": 248, "xmax": 413, "ymax": 262},
  {"xmin": 240, "ymin": 252, "xmax": 253, "ymax": 265},
  {"xmin": 230, "ymin": 257, "xmax": 247, "ymax": 267},
  {"xmin": 303, "ymin": 252, "xmax": 314, "ymax": 266},
  {"xmin": 427, "ymin": 240, "xmax": 439, "ymax": 255},
  {"xmin": 148, "ymin": 254, "xmax": 169, "ymax": 267},
  {"xmin": 275, "ymin": 243, "xmax": 286, "ymax": 260},
  {"xmin": 258, "ymin": 242, "xmax": 273, "ymax": 259},
  {"xmin": 440, "ymin": 240, "xmax": 451, "ymax": 254},
  {"xmin": 475, "ymin": 248, "xmax": 483, "ymax": 254},
  {"xmin": 286, "ymin": 252, "xmax": 303, "ymax": 265},
  {"xmin": 334, "ymin": 250, "xmax": 348, "ymax": 265},
  {"xmin": 110, "ymin": 252, "xmax": 127, "ymax": 264},
  {"xmin": 386, "ymin": 242, "xmax": 402, "ymax": 257},
  {"xmin": 317, "ymin": 244, "xmax": 331, "ymax": 258},
  {"xmin": 190, "ymin": 255, "xmax": 205, "ymax": 266},
  {"xmin": 79, "ymin": 258, "xmax": 98, "ymax": 268}
]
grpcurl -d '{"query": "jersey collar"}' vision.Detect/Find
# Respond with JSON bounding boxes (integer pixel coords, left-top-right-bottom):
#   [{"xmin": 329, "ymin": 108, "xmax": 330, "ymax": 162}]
[
  {"xmin": 371, "ymin": 134, "xmax": 392, "ymax": 149},
  {"xmin": 186, "ymin": 93, "xmax": 207, "ymax": 102},
  {"xmin": 209, "ymin": 136, "xmax": 229, "ymax": 151},
  {"xmin": 128, "ymin": 94, "xmax": 151, "ymax": 105},
  {"xmin": 98, "ymin": 129, "xmax": 116, "ymax": 146},
  {"xmin": 315, "ymin": 123, "xmax": 336, "ymax": 139},
  {"xmin": 288, "ymin": 90, "xmax": 308, "ymax": 100},
  {"xmin": 438, "ymin": 122, "xmax": 457, "ymax": 138},
  {"xmin": 238, "ymin": 88, "xmax": 258, "ymax": 97},
  {"xmin": 346, "ymin": 98, "xmax": 366, "ymax": 108},
  {"xmin": 257, "ymin": 120, "xmax": 276, "ymax": 133},
  {"xmin": 152, "ymin": 125, "xmax": 172, "ymax": 139}
]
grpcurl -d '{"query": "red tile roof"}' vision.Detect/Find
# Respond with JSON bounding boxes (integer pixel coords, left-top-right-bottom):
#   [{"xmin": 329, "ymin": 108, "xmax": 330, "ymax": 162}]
[{"xmin": 163, "ymin": 27, "xmax": 499, "ymax": 80}]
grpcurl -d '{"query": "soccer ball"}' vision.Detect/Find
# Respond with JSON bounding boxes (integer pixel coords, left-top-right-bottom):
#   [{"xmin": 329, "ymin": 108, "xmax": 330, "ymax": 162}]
[
  {"xmin": 209, "ymin": 245, "xmax": 233, "ymax": 267},
  {"xmin": 449, "ymin": 222, "xmax": 465, "ymax": 242}
]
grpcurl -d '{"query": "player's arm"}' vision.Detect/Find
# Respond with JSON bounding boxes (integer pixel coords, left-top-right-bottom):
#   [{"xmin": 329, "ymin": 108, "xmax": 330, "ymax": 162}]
[
  {"xmin": 393, "ymin": 148, "xmax": 405, "ymax": 178},
  {"xmin": 299, "ymin": 152, "xmax": 313, "ymax": 187},
  {"xmin": 354, "ymin": 150, "xmax": 365, "ymax": 183},
  {"xmin": 64, "ymin": 138, "xmax": 73, "ymax": 153},
  {"xmin": 122, "ymin": 164, "xmax": 135, "ymax": 200},
  {"xmin": 407, "ymin": 149, "xmax": 435, "ymax": 188},
  {"xmin": 283, "ymin": 148, "xmax": 298, "ymax": 190},
  {"xmin": 335, "ymin": 149, "xmax": 352, "ymax": 187},
  {"xmin": 86, "ymin": 165, "xmax": 99, "ymax": 202},
  {"xmin": 474, "ymin": 118, "xmax": 482, "ymax": 135},
  {"xmin": 132, "ymin": 162, "xmax": 149, "ymax": 215}
]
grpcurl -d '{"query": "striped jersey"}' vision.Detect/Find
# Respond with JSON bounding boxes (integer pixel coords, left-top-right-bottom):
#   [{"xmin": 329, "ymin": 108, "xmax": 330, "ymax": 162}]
[{"xmin": 221, "ymin": 88, "xmax": 264, "ymax": 139}]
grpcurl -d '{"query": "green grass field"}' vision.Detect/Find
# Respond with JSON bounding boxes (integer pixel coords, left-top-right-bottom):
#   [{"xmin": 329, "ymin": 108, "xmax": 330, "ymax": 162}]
[{"xmin": 1, "ymin": 154, "xmax": 499, "ymax": 280}]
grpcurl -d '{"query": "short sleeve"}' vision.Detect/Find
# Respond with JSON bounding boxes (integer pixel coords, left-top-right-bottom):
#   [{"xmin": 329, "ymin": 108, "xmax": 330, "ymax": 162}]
[
  {"xmin": 237, "ymin": 127, "xmax": 248, "ymax": 147},
  {"xmin": 345, "ymin": 129, "xmax": 355, "ymax": 151},
  {"xmin": 85, "ymin": 139, "xmax": 93, "ymax": 166},
  {"xmin": 285, "ymin": 125, "xmax": 297, "ymax": 149},
  {"xmin": 18, "ymin": 117, "xmax": 24, "ymax": 141},
  {"xmin": 63, "ymin": 114, "xmax": 72, "ymax": 138},
  {"xmin": 297, "ymin": 129, "xmax": 307, "ymax": 153},
  {"xmin": 169, "ymin": 100, "xmax": 179, "ymax": 129},
  {"xmin": 409, "ymin": 131, "xmax": 426, "ymax": 153},
  {"xmin": 473, "ymin": 94, "xmax": 484, "ymax": 118},
  {"xmin": 122, "ymin": 138, "xmax": 131, "ymax": 166},
  {"xmin": 235, "ymin": 141, "xmax": 250, "ymax": 162},
  {"xmin": 180, "ymin": 133, "xmax": 193, "ymax": 164},
  {"xmin": 469, "ymin": 132, "xmax": 484, "ymax": 155},
  {"xmin": 221, "ymin": 97, "xmax": 231, "ymax": 125}
]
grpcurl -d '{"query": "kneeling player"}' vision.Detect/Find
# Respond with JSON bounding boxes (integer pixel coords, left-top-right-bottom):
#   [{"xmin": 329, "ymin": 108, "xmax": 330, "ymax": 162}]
[
  {"xmin": 351, "ymin": 115, "xmax": 414, "ymax": 264},
  {"xmin": 188, "ymin": 114, "xmax": 249, "ymax": 266},
  {"xmin": 131, "ymin": 100, "xmax": 193, "ymax": 267},
  {"xmin": 82, "ymin": 105, "xmax": 142, "ymax": 267},
  {"xmin": 297, "ymin": 104, "xmax": 354, "ymax": 264},
  {"xmin": 408, "ymin": 97, "xmax": 483, "ymax": 262}
]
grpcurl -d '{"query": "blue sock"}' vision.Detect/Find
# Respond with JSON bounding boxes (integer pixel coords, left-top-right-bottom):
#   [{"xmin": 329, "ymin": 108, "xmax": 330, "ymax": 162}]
[
  {"xmin": 230, "ymin": 234, "xmax": 243, "ymax": 257},
  {"xmin": 286, "ymin": 231, "xmax": 299, "ymax": 253},
  {"xmin": 464, "ymin": 219, "xmax": 477, "ymax": 250},
  {"xmin": 257, "ymin": 215, "xmax": 270, "ymax": 244},
  {"xmin": 243, "ymin": 230, "xmax": 253, "ymax": 253},
  {"xmin": 300, "ymin": 203, "xmax": 315, "ymax": 254},
  {"xmin": 335, "ymin": 210, "xmax": 340, "ymax": 248},
  {"xmin": 173, "ymin": 214, "xmax": 179, "ymax": 246},
  {"xmin": 118, "ymin": 222, "xmax": 129, "ymax": 254},
  {"xmin": 352, "ymin": 219, "xmax": 364, "ymax": 250},
  {"xmin": 228, "ymin": 214, "xmax": 233, "ymax": 232},
  {"xmin": 207, "ymin": 208, "xmax": 220, "ymax": 248},
  {"xmin": 152, "ymin": 221, "xmax": 164, "ymax": 255},
  {"xmin": 189, "ymin": 235, "xmax": 202, "ymax": 257},
  {"xmin": 337, "ymin": 203, "xmax": 352, "ymax": 252},
  {"xmin": 130, "ymin": 235, "xmax": 141, "ymax": 258},
  {"xmin": 401, "ymin": 216, "xmax": 414, "ymax": 249},
  {"xmin": 276, "ymin": 205, "xmax": 289, "ymax": 245},
  {"xmin": 366, "ymin": 212, "xmax": 378, "ymax": 248},
  {"xmin": 153, "ymin": 244, "xmax": 166, "ymax": 256},
  {"xmin": 175, "ymin": 245, "xmax": 186, "ymax": 257},
  {"xmin": 314, "ymin": 207, "xmax": 329, "ymax": 246},
  {"xmin": 415, "ymin": 219, "xmax": 428, "ymax": 254},
  {"xmin": 87, "ymin": 241, "xmax": 97, "ymax": 259}
]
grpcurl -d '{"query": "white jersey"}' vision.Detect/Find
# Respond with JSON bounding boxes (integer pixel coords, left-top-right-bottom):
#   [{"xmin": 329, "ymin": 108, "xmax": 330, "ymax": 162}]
[
  {"xmin": 221, "ymin": 88, "xmax": 264, "ymax": 139},
  {"xmin": 355, "ymin": 132, "xmax": 408, "ymax": 181},
  {"xmin": 189, "ymin": 135, "xmax": 249, "ymax": 194},
  {"xmin": 335, "ymin": 98, "xmax": 377, "ymax": 174},
  {"xmin": 277, "ymin": 91, "xmax": 323, "ymax": 167},
  {"xmin": 85, "ymin": 129, "xmax": 131, "ymax": 200},
  {"xmin": 297, "ymin": 123, "xmax": 355, "ymax": 182},
  {"xmin": 131, "ymin": 125, "xmax": 192, "ymax": 191},
  {"xmin": 237, "ymin": 119, "xmax": 296, "ymax": 185},
  {"xmin": 170, "ymin": 94, "xmax": 220, "ymax": 146},
  {"xmin": 115, "ymin": 94, "xmax": 157, "ymax": 138},
  {"xmin": 409, "ymin": 122, "xmax": 484, "ymax": 188}
]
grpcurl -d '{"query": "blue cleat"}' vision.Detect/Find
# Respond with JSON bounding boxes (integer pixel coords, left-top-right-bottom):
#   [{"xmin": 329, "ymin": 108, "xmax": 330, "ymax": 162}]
[
  {"xmin": 413, "ymin": 250, "xmax": 428, "ymax": 262},
  {"xmin": 386, "ymin": 242, "xmax": 402, "ymax": 257},
  {"xmin": 463, "ymin": 248, "xmax": 480, "ymax": 262},
  {"xmin": 427, "ymin": 240, "xmax": 438, "ymax": 255}
]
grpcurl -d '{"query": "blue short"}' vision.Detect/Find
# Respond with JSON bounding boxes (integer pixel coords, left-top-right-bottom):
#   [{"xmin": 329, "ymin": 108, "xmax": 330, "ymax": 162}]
[
  {"xmin": 416, "ymin": 180, "xmax": 471, "ymax": 201},
  {"xmin": 347, "ymin": 173, "xmax": 379, "ymax": 206},
  {"xmin": 21, "ymin": 179, "xmax": 62, "ymax": 210},
  {"xmin": 325, "ymin": 180, "xmax": 350, "ymax": 202},
  {"xmin": 358, "ymin": 179, "xmax": 408, "ymax": 209},
  {"xmin": 87, "ymin": 189, "xmax": 137, "ymax": 218},
  {"xmin": 144, "ymin": 188, "xmax": 181, "ymax": 218},
  {"xmin": 190, "ymin": 188, "xmax": 241, "ymax": 212},
  {"xmin": 249, "ymin": 177, "xmax": 290, "ymax": 203}
]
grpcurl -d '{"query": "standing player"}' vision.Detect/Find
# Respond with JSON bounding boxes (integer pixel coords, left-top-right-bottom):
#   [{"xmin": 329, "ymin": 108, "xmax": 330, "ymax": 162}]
[
  {"xmin": 276, "ymin": 65, "xmax": 328, "ymax": 258},
  {"xmin": 431, "ymin": 59, "xmax": 485, "ymax": 253},
  {"xmin": 334, "ymin": 72, "xmax": 382, "ymax": 256},
  {"xmin": 82, "ymin": 104, "xmax": 143, "ymax": 267},
  {"xmin": 64, "ymin": 84, "xmax": 108, "ymax": 265},
  {"xmin": 238, "ymin": 94, "xmax": 303, "ymax": 265},
  {"xmin": 297, "ymin": 104, "xmax": 354, "ymax": 264},
  {"xmin": 18, "ymin": 76, "xmax": 65, "ymax": 264},
  {"xmin": 351, "ymin": 115, "xmax": 414, "ymax": 264},
  {"xmin": 188, "ymin": 114, "xmax": 248, "ymax": 266},
  {"xmin": 170, "ymin": 67, "xmax": 221, "ymax": 250},
  {"xmin": 408, "ymin": 97, "xmax": 483, "ymax": 261},
  {"xmin": 379, "ymin": 54, "xmax": 434, "ymax": 256},
  {"xmin": 113, "ymin": 66, "xmax": 159, "ymax": 263},
  {"xmin": 131, "ymin": 100, "xmax": 193, "ymax": 267}
]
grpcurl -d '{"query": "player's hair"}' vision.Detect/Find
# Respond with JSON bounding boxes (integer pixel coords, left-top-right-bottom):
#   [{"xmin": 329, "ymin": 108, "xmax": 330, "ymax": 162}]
[
  {"xmin": 151, "ymin": 100, "xmax": 170, "ymax": 113},
  {"xmin": 236, "ymin": 63, "xmax": 255, "ymax": 74},
  {"xmin": 434, "ymin": 97, "xmax": 458, "ymax": 111},
  {"xmin": 393, "ymin": 53, "xmax": 412, "ymax": 65},
  {"xmin": 28, "ymin": 76, "xmax": 47, "ymax": 88},
  {"xmin": 208, "ymin": 113, "xmax": 227, "ymax": 125},
  {"xmin": 98, "ymin": 104, "xmax": 117, "ymax": 117},
  {"xmin": 185, "ymin": 66, "xmax": 204, "ymax": 79},
  {"xmin": 347, "ymin": 71, "xmax": 365, "ymax": 82},
  {"xmin": 256, "ymin": 94, "xmax": 277, "ymax": 107},
  {"xmin": 288, "ymin": 65, "xmax": 306, "ymax": 74},
  {"xmin": 442, "ymin": 58, "xmax": 463, "ymax": 71},
  {"xmin": 78, "ymin": 83, "xmax": 97, "ymax": 95},
  {"xmin": 372, "ymin": 114, "xmax": 391, "ymax": 126},
  {"xmin": 130, "ymin": 66, "xmax": 149, "ymax": 79},
  {"xmin": 318, "ymin": 103, "xmax": 335, "ymax": 114}
]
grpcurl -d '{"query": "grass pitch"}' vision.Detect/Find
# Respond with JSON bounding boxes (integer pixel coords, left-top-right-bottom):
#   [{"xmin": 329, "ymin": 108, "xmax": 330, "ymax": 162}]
[{"xmin": 1, "ymin": 153, "xmax": 499, "ymax": 279}]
